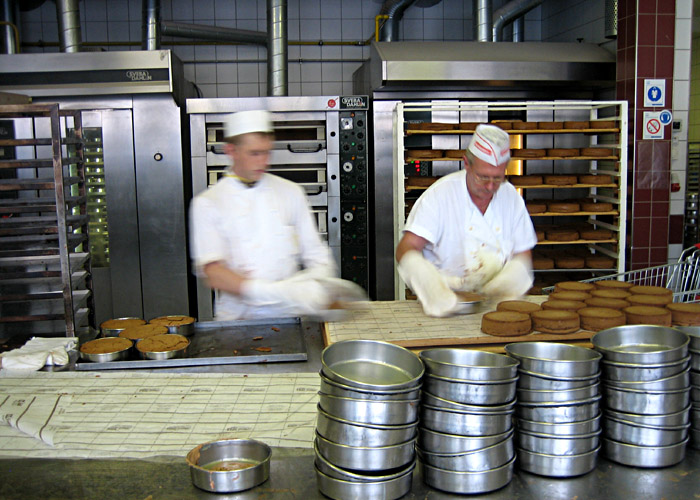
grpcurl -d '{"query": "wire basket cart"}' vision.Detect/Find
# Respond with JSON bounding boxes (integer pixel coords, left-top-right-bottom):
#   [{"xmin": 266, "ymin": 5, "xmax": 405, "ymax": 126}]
[{"xmin": 542, "ymin": 244, "xmax": 700, "ymax": 303}]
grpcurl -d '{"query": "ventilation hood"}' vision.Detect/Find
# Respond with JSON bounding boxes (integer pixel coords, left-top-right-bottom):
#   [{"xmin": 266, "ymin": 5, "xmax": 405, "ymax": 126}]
[{"xmin": 354, "ymin": 41, "xmax": 615, "ymax": 94}]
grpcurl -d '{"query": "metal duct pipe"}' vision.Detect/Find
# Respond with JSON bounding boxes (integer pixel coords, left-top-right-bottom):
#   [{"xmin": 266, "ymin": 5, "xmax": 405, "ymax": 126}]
[
  {"xmin": 267, "ymin": 0, "xmax": 287, "ymax": 96},
  {"xmin": 379, "ymin": 0, "xmax": 418, "ymax": 42},
  {"xmin": 142, "ymin": 0, "xmax": 160, "ymax": 50},
  {"xmin": 512, "ymin": 16, "xmax": 523, "ymax": 42},
  {"xmin": 605, "ymin": 0, "xmax": 618, "ymax": 39},
  {"xmin": 56, "ymin": 0, "xmax": 81, "ymax": 52},
  {"xmin": 161, "ymin": 21, "xmax": 267, "ymax": 45},
  {"xmin": 492, "ymin": 0, "xmax": 542, "ymax": 42},
  {"xmin": 0, "ymin": 0, "xmax": 19, "ymax": 54},
  {"xmin": 473, "ymin": 0, "xmax": 492, "ymax": 42}
]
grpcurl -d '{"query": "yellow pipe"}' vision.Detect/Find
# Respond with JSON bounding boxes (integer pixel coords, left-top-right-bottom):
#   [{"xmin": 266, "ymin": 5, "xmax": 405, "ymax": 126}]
[
  {"xmin": 0, "ymin": 21, "xmax": 21, "ymax": 54},
  {"xmin": 374, "ymin": 15, "xmax": 390, "ymax": 42}
]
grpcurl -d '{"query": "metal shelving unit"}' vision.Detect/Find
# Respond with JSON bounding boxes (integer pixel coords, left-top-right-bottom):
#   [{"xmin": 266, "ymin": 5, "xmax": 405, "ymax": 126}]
[
  {"xmin": 393, "ymin": 101, "xmax": 628, "ymax": 299},
  {"xmin": 0, "ymin": 104, "xmax": 92, "ymax": 337}
]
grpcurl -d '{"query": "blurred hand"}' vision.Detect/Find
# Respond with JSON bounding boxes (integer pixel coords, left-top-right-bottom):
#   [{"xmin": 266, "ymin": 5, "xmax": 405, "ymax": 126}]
[
  {"xmin": 398, "ymin": 250, "xmax": 458, "ymax": 317},
  {"xmin": 448, "ymin": 249, "xmax": 504, "ymax": 292},
  {"xmin": 480, "ymin": 253, "xmax": 533, "ymax": 300}
]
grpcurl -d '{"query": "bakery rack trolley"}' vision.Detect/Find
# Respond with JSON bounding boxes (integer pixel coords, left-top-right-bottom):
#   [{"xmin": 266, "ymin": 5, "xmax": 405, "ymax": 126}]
[
  {"xmin": 543, "ymin": 244, "xmax": 700, "ymax": 303},
  {"xmin": 0, "ymin": 103, "xmax": 92, "ymax": 337}
]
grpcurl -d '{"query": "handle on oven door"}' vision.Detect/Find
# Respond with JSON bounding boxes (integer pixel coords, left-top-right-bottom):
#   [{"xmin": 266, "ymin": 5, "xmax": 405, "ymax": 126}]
[{"xmin": 287, "ymin": 143, "xmax": 323, "ymax": 153}]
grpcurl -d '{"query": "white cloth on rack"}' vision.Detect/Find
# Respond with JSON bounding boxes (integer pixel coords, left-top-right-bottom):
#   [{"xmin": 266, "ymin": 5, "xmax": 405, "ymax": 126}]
[{"xmin": 0, "ymin": 337, "xmax": 77, "ymax": 373}]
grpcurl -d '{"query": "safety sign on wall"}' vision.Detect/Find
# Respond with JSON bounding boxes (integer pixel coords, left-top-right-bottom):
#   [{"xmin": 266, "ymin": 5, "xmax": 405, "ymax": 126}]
[
  {"xmin": 644, "ymin": 79, "xmax": 665, "ymax": 107},
  {"xmin": 643, "ymin": 111, "xmax": 664, "ymax": 139}
]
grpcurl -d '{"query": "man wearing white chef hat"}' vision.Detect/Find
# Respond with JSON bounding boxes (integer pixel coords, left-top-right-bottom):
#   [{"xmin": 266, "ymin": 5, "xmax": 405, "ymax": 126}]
[
  {"xmin": 396, "ymin": 123, "xmax": 537, "ymax": 317},
  {"xmin": 189, "ymin": 110, "xmax": 364, "ymax": 320}
]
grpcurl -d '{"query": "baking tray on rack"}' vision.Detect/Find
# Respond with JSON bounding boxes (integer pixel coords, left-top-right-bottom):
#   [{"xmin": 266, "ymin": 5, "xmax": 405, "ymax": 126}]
[{"xmin": 75, "ymin": 317, "xmax": 308, "ymax": 370}]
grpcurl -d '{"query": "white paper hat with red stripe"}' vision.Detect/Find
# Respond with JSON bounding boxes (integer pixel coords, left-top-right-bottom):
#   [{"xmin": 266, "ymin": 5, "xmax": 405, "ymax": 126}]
[{"xmin": 467, "ymin": 124, "xmax": 511, "ymax": 166}]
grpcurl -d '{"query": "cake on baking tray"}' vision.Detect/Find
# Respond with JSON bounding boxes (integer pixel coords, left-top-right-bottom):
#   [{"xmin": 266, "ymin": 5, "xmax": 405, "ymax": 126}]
[
  {"xmin": 666, "ymin": 302, "xmax": 700, "ymax": 325},
  {"xmin": 585, "ymin": 297, "xmax": 631, "ymax": 310},
  {"xmin": 590, "ymin": 289, "xmax": 631, "ymax": 300},
  {"xmin": 496, "ymin": 300, "xmax": 542, "ymax": 315},
  {"xmin": 542, "ymin": 299, "xmax": 587, "ymax": 312},
  {"xmin": 549, "ymin": 291, "xmax": 592, "ymax": 302},
  {"xmin": 627, "ymin": 294, "xmax": 673, "ymax": 307},
  {"xmin": 628, "ymin": 285, "xmax": 673, "ymax": 297},
  {"xmin": 531, "ymin": 310, "xmax": 580, "ymax": 334},
  {"xmin": 594, "ymin": 280, "xmax": 634, "ymax": 291},
  {"xmin": 481, "ymin": 311, "xmax": 532, "ymax": 336},
  {"xmin": 80, "ymin": 337, "xmax": 132, "ymax": 354},
  {"xmin": 623, "ymin": 306, "xmax": 672, "ymax": 326},
  {"xmin": 554, "ymin": 281, "xmax": 596, "ymax": 293},
  {"xmin": 578, "ymin": 307, "xmax": 626, "ymax": 331}
]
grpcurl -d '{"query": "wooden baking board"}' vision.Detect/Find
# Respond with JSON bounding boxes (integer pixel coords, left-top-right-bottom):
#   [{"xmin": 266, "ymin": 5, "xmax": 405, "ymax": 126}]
[{"xmin": 322, "ymin": 297, "xmax": 594, "ymax": 353}]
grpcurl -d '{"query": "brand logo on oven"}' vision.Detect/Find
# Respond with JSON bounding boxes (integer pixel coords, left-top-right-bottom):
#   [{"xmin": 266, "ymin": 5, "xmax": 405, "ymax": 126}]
[
  {"xmin": 340, "ymin": 96, "xmax": 366, "ymax": 109},
  {"xmin": 126, "ymin": 70, "xmax": 153, "ymax": 81}
]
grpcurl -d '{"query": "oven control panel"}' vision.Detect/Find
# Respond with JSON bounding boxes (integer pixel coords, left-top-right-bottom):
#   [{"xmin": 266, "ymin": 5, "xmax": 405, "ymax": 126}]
[{"xmin": 338, "ymin": 108, "xmax": 368, "ymax": 291}]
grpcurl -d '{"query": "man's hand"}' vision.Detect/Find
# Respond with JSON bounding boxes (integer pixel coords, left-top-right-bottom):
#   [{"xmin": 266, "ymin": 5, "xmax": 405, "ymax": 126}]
[
  {"xmin": 398, "ymin": 250, "xmax": 459, "ymax": 317},
  {"xmin": 480, "ymin": 252, "xmax": 533, "ymax": 300},
  {"xmin": 448, "ymin": 249, "xmax": 504, "ymax": 292},
  {"xmin": 241, "ymin": 276, "xmax": 330, "ymax": 315}
]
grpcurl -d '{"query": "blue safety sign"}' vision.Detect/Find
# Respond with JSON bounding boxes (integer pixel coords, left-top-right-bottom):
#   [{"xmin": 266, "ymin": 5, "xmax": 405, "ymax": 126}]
[
  {"xmin": 647, "ymin": 87, "xmax": 662, "ymax": 103},
  {"xmin": 644, "ymin": 79, "xmax": 665, "ymax": 107},
  {"xmin": 659, "ymin": 110, "xmax": 673, "ymax": 125}
]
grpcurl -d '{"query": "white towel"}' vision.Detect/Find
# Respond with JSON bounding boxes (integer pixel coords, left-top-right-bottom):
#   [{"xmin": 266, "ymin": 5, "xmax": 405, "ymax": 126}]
[{"xmin": 0, "ymin": 337, "xmax": 77, "ymax": 372}]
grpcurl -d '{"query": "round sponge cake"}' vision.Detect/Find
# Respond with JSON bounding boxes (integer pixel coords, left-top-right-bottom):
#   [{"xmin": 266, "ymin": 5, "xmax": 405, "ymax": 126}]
[
  {"xmin": 554, "ymin": 281, "xmax": 595, "ymax": 293},
  {"xmin": 627, "ymin": 294, "xmax": 673, "ymax": 307},
  {"xmin": 623, "ymin": 306, "xmax": 672, "ymax": 327},
  {"xmin": 481, "ymin": 311, "xmax": 532, "ymax": 337},
  {"xmin": 578, "ymin": 307, "xmax": 626, "ymax": 331},
  {"xmin": 542, "ymin": 300, "xmax": 586, "ymax": 312},
  {"xmin": 666, "ymin": 302, "xmax": 700, "ymax": 326},
  {"xmin": 549, "ymin": 291, "xmax": 592, "ymax": 302},
  {"xmin": 585, "ymin": 297, "xmax": 631, "ymax": 310},
  {"xmin": 590, "ymin": 289, "xmax": 631, "ymax": 300},
  {"xmin": 496, "ymin": 300, "xmax": 542, "ymax": 315},
  {"xmin": 628, "ymin": 285, "xmax": 673, "ymax": 297},
  {"xmin": 531, "ymin": 310, "xmax": 580, "ymax": 334},
  {"xmin": 594, "ymin": 280, "xmax": 633, "ymax": 291}
]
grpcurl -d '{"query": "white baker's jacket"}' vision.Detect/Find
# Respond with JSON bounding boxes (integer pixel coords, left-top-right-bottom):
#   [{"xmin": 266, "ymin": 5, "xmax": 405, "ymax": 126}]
[
  {"xmin": 189, "ymin": 173, "xmax": 335, "ymax": 320},
  {"xmin": 403, "ymin": 170, "xmax": 537, "ymax": 279}
]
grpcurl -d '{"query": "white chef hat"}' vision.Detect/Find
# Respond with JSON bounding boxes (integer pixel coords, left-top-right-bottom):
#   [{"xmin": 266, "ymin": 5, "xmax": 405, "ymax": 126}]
[
  {"xmin": 224, "ymin": 110, "xmax": 274, "ymax": 139},
  {"xmin": 467, "ymin": 124, "xmax": 511, "ymax": 166}
]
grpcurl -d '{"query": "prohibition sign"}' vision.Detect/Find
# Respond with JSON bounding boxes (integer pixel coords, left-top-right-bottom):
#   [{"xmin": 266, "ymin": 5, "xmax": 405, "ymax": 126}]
[{"xmin": 646, "ymin": 118, "xmax": 660, "ymax": 135}]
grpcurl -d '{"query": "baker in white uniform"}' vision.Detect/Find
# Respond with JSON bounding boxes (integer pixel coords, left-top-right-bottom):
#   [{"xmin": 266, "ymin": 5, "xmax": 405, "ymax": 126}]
[
  {"xmin": 189, "ymin": 110, "xmax": 361, "ymax": 320},
  {"xmin": 396, "ymin": 124, "xmax": 537, "ymax": 317}
]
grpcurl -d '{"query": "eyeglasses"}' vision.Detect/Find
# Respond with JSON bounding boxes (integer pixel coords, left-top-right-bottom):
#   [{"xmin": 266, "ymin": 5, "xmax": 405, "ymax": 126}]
[{"xmin": 470, "ymin": 171, "xmax": 507, "ymax": 185}]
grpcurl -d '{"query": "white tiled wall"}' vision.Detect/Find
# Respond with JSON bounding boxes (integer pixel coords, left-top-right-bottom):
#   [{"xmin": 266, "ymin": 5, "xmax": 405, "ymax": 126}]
[{"xmin": 19, "ymin": 0, "xmax": 543, "ymax": 97}]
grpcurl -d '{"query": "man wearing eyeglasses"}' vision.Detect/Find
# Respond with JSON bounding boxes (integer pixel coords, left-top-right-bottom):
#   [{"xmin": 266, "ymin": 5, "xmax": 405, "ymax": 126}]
[{"xmin": 396, "ymin": 124, "xmax": 537, "ymax": 317}]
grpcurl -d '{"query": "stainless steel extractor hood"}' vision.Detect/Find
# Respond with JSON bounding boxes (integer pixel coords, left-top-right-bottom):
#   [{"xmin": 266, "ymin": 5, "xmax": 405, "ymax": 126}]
[{"xmin": 354, "ymin": 41, "xmax": 616, "ymax": 94}]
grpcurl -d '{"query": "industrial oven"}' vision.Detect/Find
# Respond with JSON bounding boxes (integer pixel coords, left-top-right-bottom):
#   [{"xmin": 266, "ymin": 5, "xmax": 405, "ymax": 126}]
[
  {"xmin": 0, "ymin": 50, "xmax": 196, "ymax": 326},
  {"xmin": 187, "ymin": 96, "xmax": 369, "ymax": 321},
  {"xmin": 354, "ymin": 41, "xmax": 617, "ymax": 300}
]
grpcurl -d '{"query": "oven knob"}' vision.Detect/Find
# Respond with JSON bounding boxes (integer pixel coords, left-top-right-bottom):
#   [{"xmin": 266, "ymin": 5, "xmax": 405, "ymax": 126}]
[
  {"xmin": 343, "ymin": 162, "xmax": 353, "ymax": 172},
  {"xmin": 343, "ymin": 212, "xmax": 354, "ymax": 222}
]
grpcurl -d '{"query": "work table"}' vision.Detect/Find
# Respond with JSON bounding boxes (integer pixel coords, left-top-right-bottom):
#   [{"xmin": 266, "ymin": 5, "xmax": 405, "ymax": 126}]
[{"xmin": 0, "ymin": 316, "xmax": 698, "ymax": 499}]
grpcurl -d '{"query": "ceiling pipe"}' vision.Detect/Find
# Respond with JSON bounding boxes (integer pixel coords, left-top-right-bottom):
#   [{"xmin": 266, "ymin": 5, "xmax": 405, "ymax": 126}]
[
  {"xmin": 378, "ymin": 0, "xmax": 418, "ymax": 42},
  {"xmin": 267, "ymin": 0, "xmax": 287, "ymax": 96},
  {"xmin": 55, "ymin": 0, "xmax": 81, "ymax": 52},
  {"xmin": 473, "ymin": 0, "xmax": 492, "ymax": 42},
  {"xmin": 142, "ymin": 0, "xmax": 160, "ymax": 50},
  {"xmin": 160, "ymin": 21, "xmax": 267, "ymax": 45},
  {"xmin": 0, "ymin": 0, "xmax": 19, "ymax": 54},
  {"xmin": 605, "ymin": 0, "xmax": 618, "ymax": 39},
  {"xmin": 512, "ymin": 16, "xmax": 523, "ymax": 42},
  {"xmin": 492, "ymin": 0, "xmax": 542, "ymax": 42}
]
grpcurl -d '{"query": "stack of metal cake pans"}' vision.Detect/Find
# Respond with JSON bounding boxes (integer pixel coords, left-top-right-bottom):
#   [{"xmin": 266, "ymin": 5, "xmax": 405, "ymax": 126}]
[
  {"xmin": 676, "ymin": 326, "xmax": 700, "ymax": 448},
  {"xmin": 417, "ymin": 349, "xmax": 518, "ymax": 495},
  {"xmin": 505, "ymin": 342, "xmax": 603, "ymax": 477},
  {"xmin": 315, "ymin": 340, "xmax": 423, "ymax": 499},
  {"xmin": 593, "ymin": 325, "xmax": 691, "ymax": 467}
]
